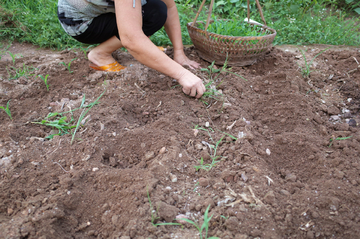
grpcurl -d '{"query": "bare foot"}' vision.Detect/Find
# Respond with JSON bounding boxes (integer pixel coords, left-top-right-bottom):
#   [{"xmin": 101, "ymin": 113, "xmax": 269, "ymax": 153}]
[{"xmin": 88, "ymin": 48, "xmax": 116, "ymax": 67}]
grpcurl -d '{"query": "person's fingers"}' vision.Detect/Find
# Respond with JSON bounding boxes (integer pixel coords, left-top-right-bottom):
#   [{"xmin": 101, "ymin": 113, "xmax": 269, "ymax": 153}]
[
  {"xmin": 196, "ymin": 85, "xmax": 205, "ymax": 98},
  {"xmin": 182, "ymin": 87, "xmax": 190, "ymax": 95},
  {"xmin": 189, "ymin": 87, "xmax": 197, "ymax": 97}
]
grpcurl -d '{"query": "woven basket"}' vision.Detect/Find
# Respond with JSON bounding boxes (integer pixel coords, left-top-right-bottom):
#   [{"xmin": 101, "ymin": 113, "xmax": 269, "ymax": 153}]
[{"xmin": 187, "ymin": 0, "xmax": 276, "ymax": 66}]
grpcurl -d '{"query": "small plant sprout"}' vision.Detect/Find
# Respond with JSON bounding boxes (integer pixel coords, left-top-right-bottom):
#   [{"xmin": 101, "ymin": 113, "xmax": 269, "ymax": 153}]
[
  {"xmin": 59, "ymin": 58, "xmax": 77, "ymax": 73},
  {"xmin": 6, "ymin": 51, "xmax": 22, "ymax": 65},
  {"xmin": 176, "ymin": 205, "xmax": 219, "ymax": 239},
  {"xmin": 297, "ymin": 47, "xmax": 330, "ymax": 78},
  {"xmin": 328, "ymin": 136, "xmax": 353, "ymax": 147},
  {"xmin": 37, "ymin": 74, "xmax": 50, "ymax": 91},
  {"xmin": 32, "ymin": 90, "xmax": 105, "ymax": 142},
  {"xmin": 79, "ymin": 45, "xmax": 94, "ymax": 59},
  {"xmin": 194, "ymin": 156, "xmax": 221, "ymax": 172},
  {"xmin": 0, "ymin": 100, "xmax": 12, "ymax": 120},
  {"xmin": 147, "ymin": 187, "xmax": 182, "ymax": 227},
  {"xmin": 6, "ymin": 64, "xmax": 36, "ymax": 80},
  {"xmin": 200, "ymin": 57, "xmax": 246, "ymax": 106}
]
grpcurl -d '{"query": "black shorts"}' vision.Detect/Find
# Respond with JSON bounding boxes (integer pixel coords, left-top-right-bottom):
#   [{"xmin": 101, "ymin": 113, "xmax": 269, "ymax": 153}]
[{"xmin": 72, "ymin": 0, "xmax": 167, "ymax": 44}]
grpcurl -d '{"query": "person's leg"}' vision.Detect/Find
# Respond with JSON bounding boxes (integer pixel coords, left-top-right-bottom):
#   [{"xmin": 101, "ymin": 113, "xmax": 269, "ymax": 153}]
[
  {"xmin": 65, "ymin": 0, "xmax": 167, "ymax": 68},
  {"xmin": 142, "ymin": 0, "xmax": 168, "ymax": 37},
  {"xmin": 70, "ymin": 13, "xmax": 122, "ymax": 67}
]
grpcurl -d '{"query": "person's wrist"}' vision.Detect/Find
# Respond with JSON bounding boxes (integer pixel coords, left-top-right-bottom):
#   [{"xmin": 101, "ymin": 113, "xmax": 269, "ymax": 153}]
[{"xmin": 176, "ymin": 68, "xmax": 189, "ymax": 83}]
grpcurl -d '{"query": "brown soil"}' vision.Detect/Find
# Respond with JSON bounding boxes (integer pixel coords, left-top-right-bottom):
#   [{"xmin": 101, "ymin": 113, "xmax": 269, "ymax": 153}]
[{"xmin": 0, "ymin": 42, "xmax": 360, "ymax": 239}]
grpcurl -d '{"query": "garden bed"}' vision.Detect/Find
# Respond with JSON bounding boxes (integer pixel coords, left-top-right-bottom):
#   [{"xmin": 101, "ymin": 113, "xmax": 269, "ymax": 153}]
[{"xmin": 0, "ymin": 42, "xmax": 360, "ymax": 238}]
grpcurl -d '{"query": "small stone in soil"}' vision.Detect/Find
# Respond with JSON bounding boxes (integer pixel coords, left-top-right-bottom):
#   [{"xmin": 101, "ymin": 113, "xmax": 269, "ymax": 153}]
[{"xmin": 198, "ymin": 177, "xmax": 209, "ymax": 187}]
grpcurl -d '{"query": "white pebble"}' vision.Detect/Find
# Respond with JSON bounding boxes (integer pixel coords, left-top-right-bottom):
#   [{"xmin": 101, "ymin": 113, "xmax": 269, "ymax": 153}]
[
  {"xmin": 92, "ymin": 167, "xmax": 99, "ymax": 172},
  {"xmin": 266, "ymin": 148, "xmax": 271, "ymax": 155}
]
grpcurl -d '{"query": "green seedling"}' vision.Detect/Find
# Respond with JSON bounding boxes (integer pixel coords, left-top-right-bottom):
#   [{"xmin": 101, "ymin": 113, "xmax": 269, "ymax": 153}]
[
  {"xmin": 147, "ymin": 188, "xmax": 182, "ymax": 227},
  {"xmin": 176, "ymin": 205, "xmax": 219, "ymax": 239},
  {"xmin": 32, "ymin": 90, "xmax": 105, "ymax": 142},
  {"xmin": 194, "ymin": 135, "xmax": 224, "ymax": 171},
  {"xmin": 194, "ymin": 156, "xmax": 221, "ymax": 172},
  {"xmin": 0, "ymin": 100, "xmax": 12, "ymax": 120},
  {"xmin": 328, "ymin": 136, "xmax": 353, "ymax": 147},
  {"xmin": 79, "ymin": 45, "xmax": 94, "ymax": 59},
  {"xmin": 6, "ymin": 51, "xmax": 22, "ymax": 65},
  {"xmin": 70, "ymin": 91, "xmax": 105, "ymax": 144},
  {"xmin": 6, "ymin": 64, "xmax": 36, "ymax": 80},
  {"xmin": 37, "ymin": 74, "xmax": 50, "ymax": 91},
  {"xmin": 200, "ymin": 57, "xmax": 246, "ymax": 104},
  {"xmin": 193, "ymin": 182, "xmax": 201, "ymax": 195},
  {"xmin": 59, "ymin": 58, "xmax": 77, "ymax": 73},
  {"xmin": 297, "ymin": 47, "xmax": 330, "ymax": 78},
  {"xmin": 32, "ymin": 112, "xmax": 76, "ymax": 139}
]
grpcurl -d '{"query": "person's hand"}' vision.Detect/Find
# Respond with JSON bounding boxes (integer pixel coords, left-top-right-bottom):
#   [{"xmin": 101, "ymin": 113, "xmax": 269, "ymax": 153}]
[
  {"xmin": 173, "ymin": 49, "xmax": 200, "ymax": 69},
  {"xmin": 177, "ymin": 70, "xmax": 206, "ymax": 98}
]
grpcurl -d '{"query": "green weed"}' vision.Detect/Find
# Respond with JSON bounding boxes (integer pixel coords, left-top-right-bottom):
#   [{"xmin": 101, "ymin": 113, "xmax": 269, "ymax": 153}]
[
  {"xmin": 0, "ymin": 100, "xmax": 12, "ymax": 120},
  {"xmin": 6, "ymin": 63, "xmax": 36, "ymax": 80},
  {"xmin": 176, "ymin": 205, "xmax": 219, "ymax": 239},
  {"xmin": 6, "ymin": 51, "xmax": 22, "ymax": 64},
  {"xmin": 32, "ymin": 90, "xmax": 105, "ymax": 142},
  {"xmin": 0, "ymin": 42, "xmax": 11, "ymax": 60},
  {"xmin": 37, "ymin": 74, "xmax": 50, "ymax": 91},
  {"xmin": 297, "ymin": 47, "xmax": 330, "ymax": 78},
  {"xmin": 200, "ymin": 58, "xmax": 246, "ymax": 106},
  {"xmin": 328, "ymin": 136, "xmax": 353, "ymax": 147},
  {"xmin": 194, "ymin": 156, "xmax": 221, "ymax": 172},
  {"xmin": 70, "ymin": 91, "xmax": 105, "ymax": 144},
  {"xmin": 59, "ymin": 58, "xmax": 77, "ymax": 74},
  {"xmin": 79, "ymin": 45, "xmax": 94, "ymax": 59},
  {"xmin": 147, "ymin": 188, "xmax": 182, "ymax": 227}
]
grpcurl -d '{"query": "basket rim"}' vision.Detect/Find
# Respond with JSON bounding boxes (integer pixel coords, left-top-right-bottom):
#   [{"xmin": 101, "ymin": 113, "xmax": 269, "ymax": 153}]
[{"xmin": 187, "ymin": 21, "xmax": 277, "ymax": 40}]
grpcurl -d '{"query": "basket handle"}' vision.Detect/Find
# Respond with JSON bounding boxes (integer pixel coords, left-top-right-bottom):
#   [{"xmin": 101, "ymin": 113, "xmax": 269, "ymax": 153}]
[
  {"xmin": 192, "ymin": 0, "xmax": 214, "ymax": 32},
  {"xmin": 250, "ymin": 0, "xmax": 267, "ymax": 26},
  {"xmin": 192, "ymin": 0, "xmax": 267, "ymax": 30}
]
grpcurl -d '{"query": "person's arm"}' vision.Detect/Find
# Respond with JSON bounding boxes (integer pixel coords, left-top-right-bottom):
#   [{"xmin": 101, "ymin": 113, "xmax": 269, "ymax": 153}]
[
  {"xmin": 114, "ymin": 0, "xmax": 205, "ymax": 98},
  {"xmin": 162, "ymin": 0, "xmax": 199, "ymax": 69}
]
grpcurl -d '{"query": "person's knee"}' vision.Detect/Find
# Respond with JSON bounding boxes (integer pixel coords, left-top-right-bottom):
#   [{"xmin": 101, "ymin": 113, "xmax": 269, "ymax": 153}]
[{"xmin": 142, "ymin": 0, "xmax": 168, "ymax": 32}]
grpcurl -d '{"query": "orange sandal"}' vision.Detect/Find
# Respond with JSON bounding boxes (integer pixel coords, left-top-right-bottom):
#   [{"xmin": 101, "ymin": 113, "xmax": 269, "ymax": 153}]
[{"xmin": 89, "ymin": 61, "xmax": 126, "ymax": 72}]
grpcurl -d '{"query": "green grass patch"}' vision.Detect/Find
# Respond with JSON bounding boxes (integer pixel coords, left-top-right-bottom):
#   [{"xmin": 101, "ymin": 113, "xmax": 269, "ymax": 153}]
[{"xmin": 0, "ymin": 0, "xmax": 359, "ymax": 49}]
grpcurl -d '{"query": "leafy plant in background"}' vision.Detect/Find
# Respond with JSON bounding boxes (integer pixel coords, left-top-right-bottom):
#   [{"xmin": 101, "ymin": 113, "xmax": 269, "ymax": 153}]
[
  {"xmin": 176, "ymin": 205, "xmax": 219, "ymax": 239},
  {"xmin": 297, "ymin": 47, "xmax": 330, "ymax": 78},
  {"xmin": 0, "ymin": 100, "xmax": 12, "ymax": 120},
  {"xmin": 37, "ymin": 74, "xmax": 50, "ymax": 91},
  {"xmin": 342, "ymin": 0, "xmax": 360, "ymax": 14},
  {"xmin": 59, "ymin": 58, "xmax": 77, "ymax": 74},
  {"xmin": 203, "ymin": 15, "xmax": 270, "ymax": 37},
  {"xmin": 1, "ymin": 0, "xmax": 360, "ymax": 48}
]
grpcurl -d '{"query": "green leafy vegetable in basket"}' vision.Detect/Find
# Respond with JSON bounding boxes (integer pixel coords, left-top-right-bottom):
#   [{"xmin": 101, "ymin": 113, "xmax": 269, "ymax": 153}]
[{"xmin": 199, "ymin": 16, "xmax": 270, "ymax": 37}]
